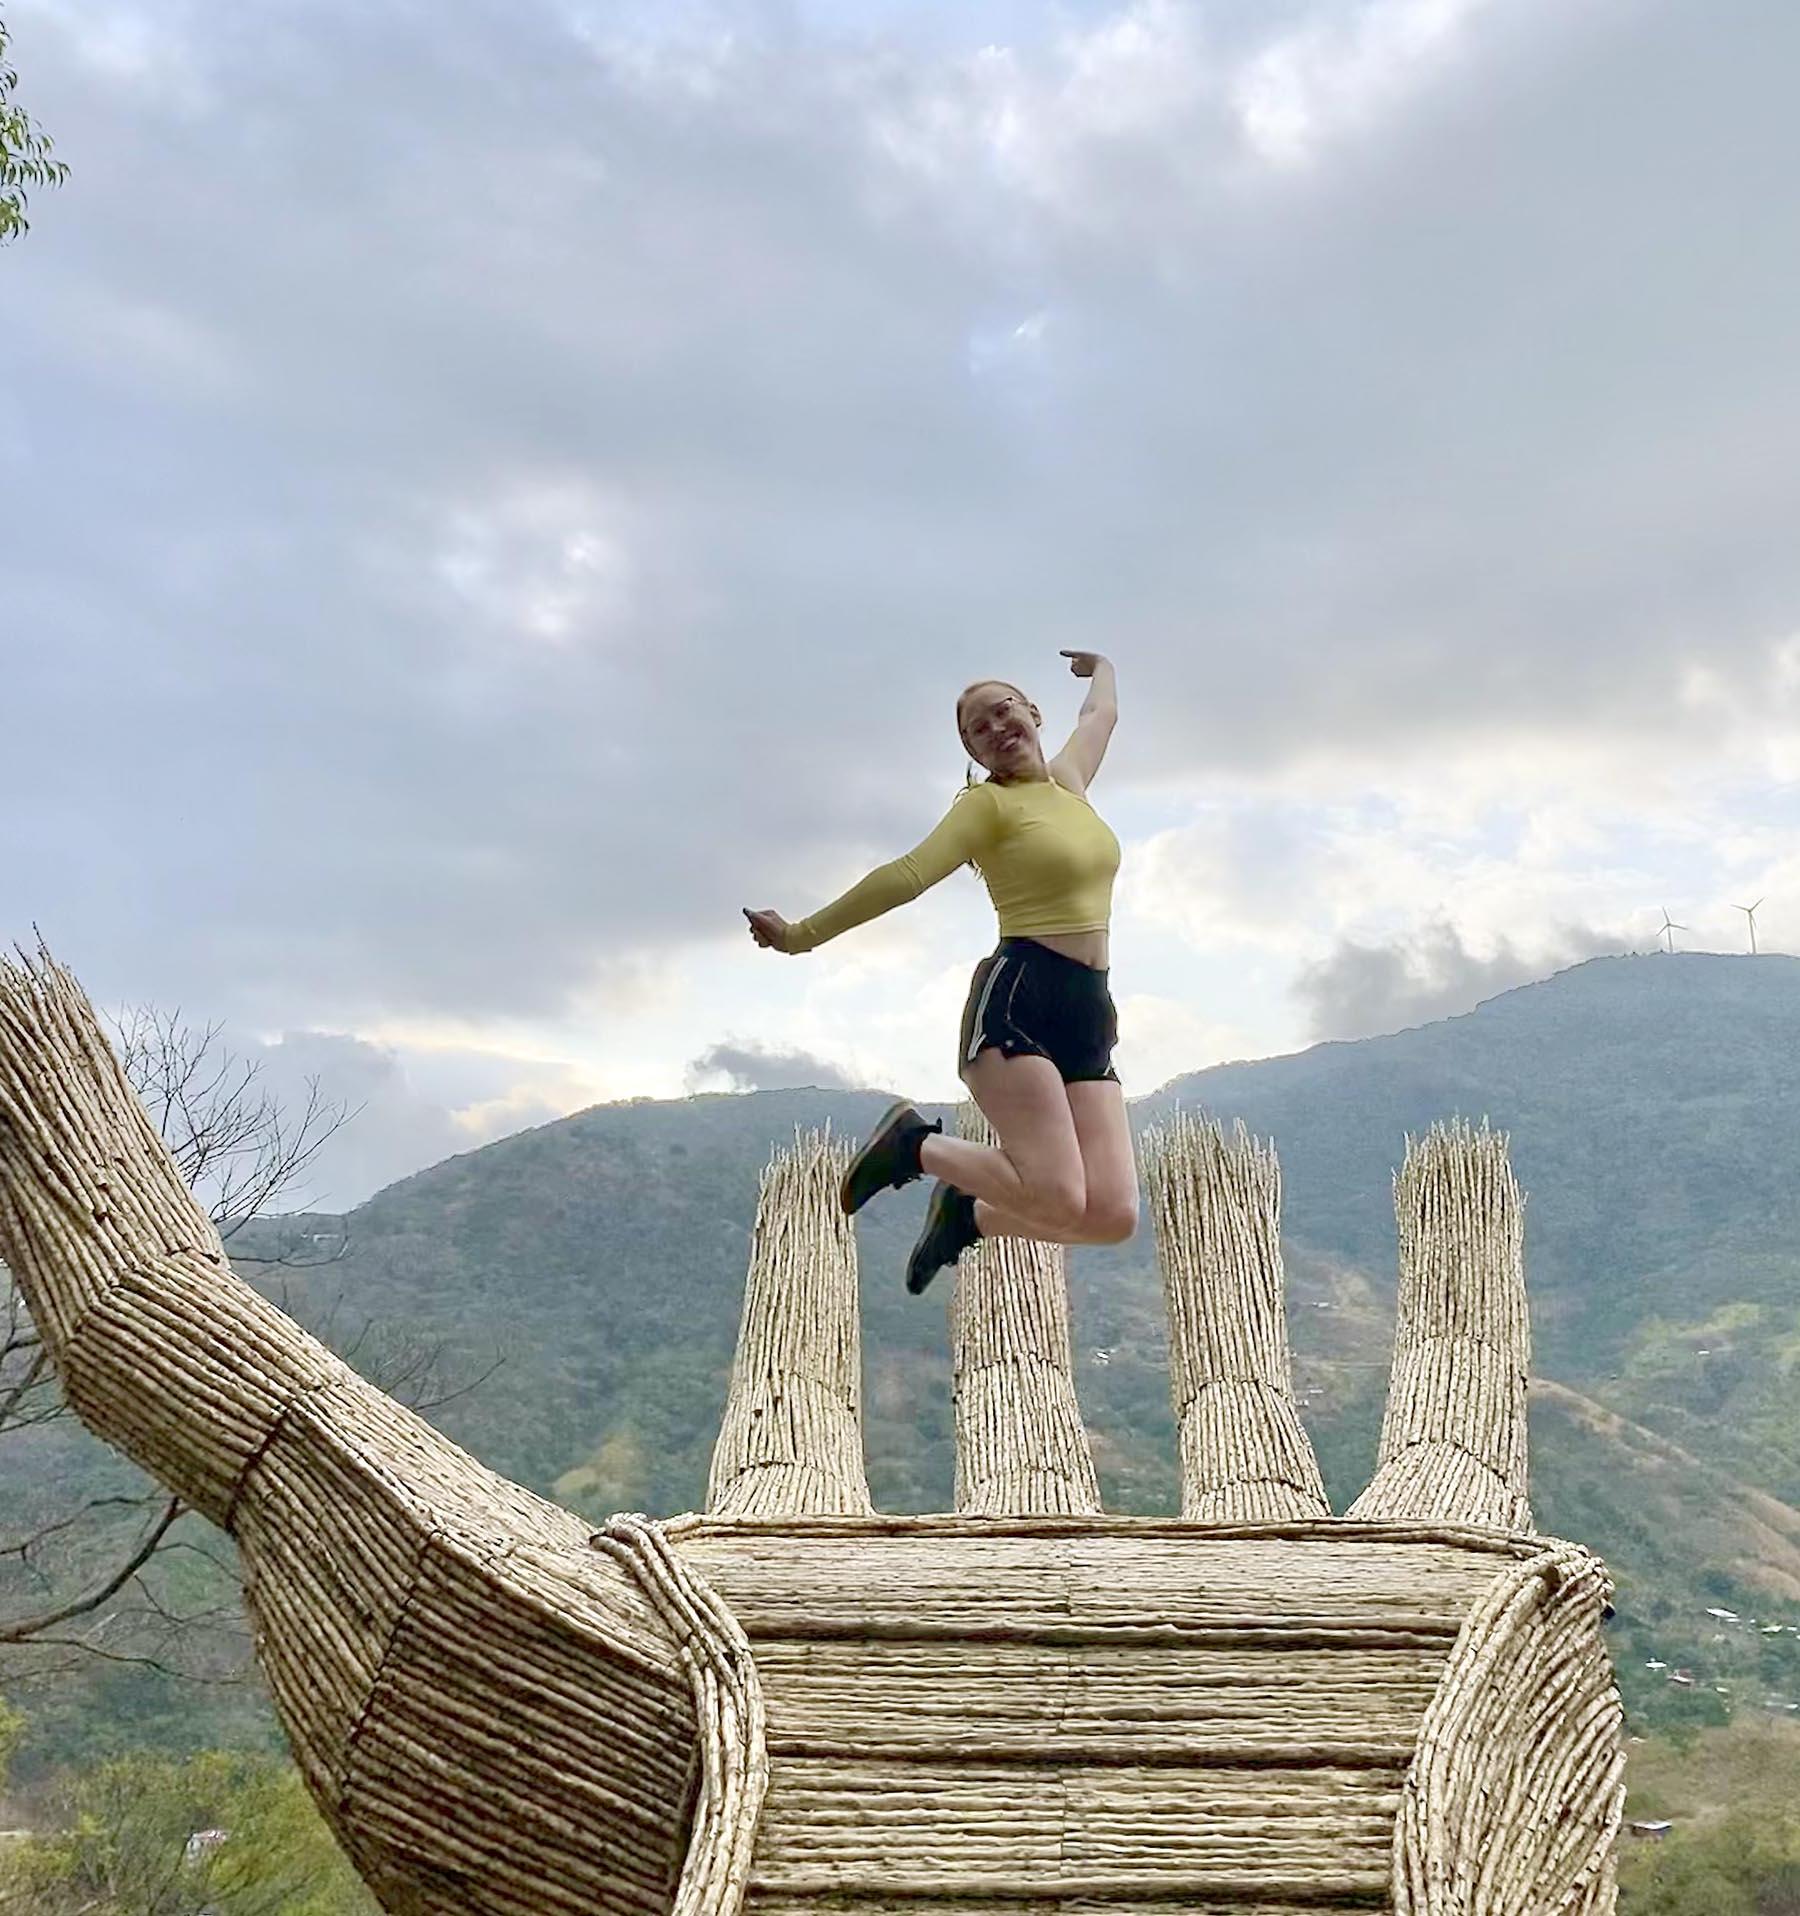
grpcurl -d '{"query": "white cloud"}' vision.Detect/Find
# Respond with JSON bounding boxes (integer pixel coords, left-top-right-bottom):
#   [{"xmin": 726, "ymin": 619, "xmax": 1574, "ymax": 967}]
[
  {"xmin": 231, "ymin": 1029, "xmax": 599, "ymax": 1210},
  {"xmin": 1114, "ymin": 990, "xmax": 1266, "ymax": 1086},
  {"xmin": 862, "ymin": 0, "xmax": 1219, "ymax": 230},
  {"xmin": 434, "ymin": 479, "xmax": 634, "ymax": 648},
  {"xmin": 39, "ymin": 0, "xmax": 214, "ymax": 107},
  {"xmin": 683, "ymin": 1038, "xmax": 858, "ymax": 1092},
  {"xmin": 1118, "ymin": 723, "xmax": 1800, "ymax": 1019},
  {"xmin": 1292, "ymin": 915, "xmax": 1628, "ymax": 1042},
  {"xmin": 968, "ymin": 307, "xmax": 1052, "ymax": 377},
  {"xmin": 6, "ymin": 0, "xmax": 1800, "ymax": 1187},
  {"xmin": 1232, "ymin": 0, "xmax": 1498, "ymax": 166}
]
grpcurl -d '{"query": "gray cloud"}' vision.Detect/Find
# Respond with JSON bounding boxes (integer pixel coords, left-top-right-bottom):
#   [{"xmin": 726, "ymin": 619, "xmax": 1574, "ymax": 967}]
[
  {"xmin": 1293, "ymin": 917, "xmax": 1631, "ymax": 1042},
  {"xmin": 4, "ymin": 0, "xmax": 1799, "ymax": 1034},
  {"xmin": 684, "ymin": 1040, "xmax": 859, "ymax": 1093},
  {"xmin": 235, "ymin": 1029, "xmax": 581, "ymax": 1211}
]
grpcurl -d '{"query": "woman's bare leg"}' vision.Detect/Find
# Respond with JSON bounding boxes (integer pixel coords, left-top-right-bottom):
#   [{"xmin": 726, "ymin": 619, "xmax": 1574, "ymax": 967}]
[
  {"xmin": 918, "ymin": 1055, "xmax": 1140, "ymax": 1247},
  {"xmin": 917, "ymin": 1050, "xmax": 1086, "ymax": 1239},
  {"xmin": 1059, "ymin": 1077, "xmax": 1139, "ymax": 1243},
  {"xmin": 974, "ymin": 1194, "xmax": 1081, "ymax": 1241}
]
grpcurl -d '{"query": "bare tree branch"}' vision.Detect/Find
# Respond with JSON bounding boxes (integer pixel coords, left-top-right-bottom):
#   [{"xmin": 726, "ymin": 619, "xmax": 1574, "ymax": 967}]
[
  {"xmin": 3, "ymin": 1000, "xmax": 494, "ymax": 1682},
  {"xmin": 230, "ymin": 1219, "xmax": 354, "ymax": 1270},
  {"xmin": 2, "ymin": 1492, "xmax": 169, "ymax": 1564},
  {"xmin": 9, "ymin": 1635, "xmax": 245, "ymax": 1685},
  {"xmin": 0, "ymin": 1496, "xmax": 185, "ymax": 1645},
  {"xmin": 0, "ymin": 1341, "xmax": 48, "ymax": 1427},
  {"xmin": 110, "ymin": 1004, "xmax": 355, "ymax": 1228},
  {"xmin": 273, "ymin": 1276, "xmax": 509, "ymax": 1415}
]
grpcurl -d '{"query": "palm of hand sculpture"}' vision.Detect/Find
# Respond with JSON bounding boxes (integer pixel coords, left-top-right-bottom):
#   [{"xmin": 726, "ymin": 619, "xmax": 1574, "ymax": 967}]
[{"xmin": 0, "ymin": 946, "xmax": 1626, "ymax": 1916}]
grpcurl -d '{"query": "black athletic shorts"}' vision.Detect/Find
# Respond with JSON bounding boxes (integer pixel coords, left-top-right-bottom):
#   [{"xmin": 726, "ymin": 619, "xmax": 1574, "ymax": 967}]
[{"xmin": 957, "ymin": 937, "xmax": 1121, "ymax": 1086}]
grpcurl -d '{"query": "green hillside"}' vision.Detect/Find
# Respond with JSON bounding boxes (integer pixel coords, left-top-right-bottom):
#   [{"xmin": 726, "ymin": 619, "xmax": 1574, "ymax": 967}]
[
  {"xmin": 7, "ymin": 951, "xmax": 1800, "ymax": 1779},
  {"xmin": 304, "ymin": 949, "xmax": 1800, "ymax": 1488},
  {"xmin": 1139, "ymin": 951, "xmax": 1800, "ymax": 1383},
  {"xmin": 254, "ymin": 951, "xmax": 1800, "ymax": 1730}
]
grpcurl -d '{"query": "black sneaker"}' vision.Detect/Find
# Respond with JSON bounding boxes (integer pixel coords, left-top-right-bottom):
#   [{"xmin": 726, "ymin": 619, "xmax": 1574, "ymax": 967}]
[
  {"xmin": 840, "ymin": 1100, "xmax": 943, "ymax": 1215},
  {"xmin": 906, "ymin": 1181, "xmax": 980, "ymax": 1294}
]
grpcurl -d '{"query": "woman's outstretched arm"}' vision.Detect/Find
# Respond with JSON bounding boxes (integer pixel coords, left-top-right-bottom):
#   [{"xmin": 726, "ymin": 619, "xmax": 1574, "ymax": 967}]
[
  {"xmin": 1049, "ymin": 650, "xmax": 1117, "ymax": 790},
  {"xmin": 746, "ymin": 783, "xmax": 998, "ymax": 954}
]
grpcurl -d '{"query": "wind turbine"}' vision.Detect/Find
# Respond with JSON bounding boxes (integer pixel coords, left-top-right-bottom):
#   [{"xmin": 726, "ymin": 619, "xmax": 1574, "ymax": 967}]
[
  {"xmin": 1735, "ymin": 899, "xmax": 1764, "ymax": 955},
  {"xmin": 1658, "ymin": 908, "xmax": 1687, "ymax": 954}
]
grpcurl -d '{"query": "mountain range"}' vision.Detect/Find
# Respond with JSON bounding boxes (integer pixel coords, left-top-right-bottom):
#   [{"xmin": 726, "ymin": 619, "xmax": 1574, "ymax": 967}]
[{"xmin": 8, "ymin": 951, "xmax": 1800, "ymax": 1774}]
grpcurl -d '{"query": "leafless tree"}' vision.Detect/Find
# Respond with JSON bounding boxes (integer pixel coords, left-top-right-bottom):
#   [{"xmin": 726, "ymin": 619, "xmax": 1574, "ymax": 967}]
[
  {"xmin": 1, "ymin": 1005, "xmax": 498, "ymax": 1686},
  {"xmin": 111, "ymin": 1005, "xmax": 353, "ymax": 1259}
]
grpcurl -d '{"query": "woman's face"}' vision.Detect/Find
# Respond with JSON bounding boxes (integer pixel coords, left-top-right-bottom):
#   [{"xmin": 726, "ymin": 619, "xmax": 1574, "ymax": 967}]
[{"xmin": 961, "ymin": 683, "xmax": 1040, "ymax": 775}]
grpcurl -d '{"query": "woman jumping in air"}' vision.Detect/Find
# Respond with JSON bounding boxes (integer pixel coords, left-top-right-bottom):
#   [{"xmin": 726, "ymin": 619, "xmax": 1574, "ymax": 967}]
[{"xmin": 744, "ymin": 652, "xmax": 1136, "ymax": 1294}]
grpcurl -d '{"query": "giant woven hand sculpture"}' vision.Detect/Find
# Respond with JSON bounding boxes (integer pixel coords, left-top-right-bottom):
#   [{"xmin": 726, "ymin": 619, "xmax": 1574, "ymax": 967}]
[{"xmin": 0, "ymin": 948, "xmax": 1625, "ymax": 1915}]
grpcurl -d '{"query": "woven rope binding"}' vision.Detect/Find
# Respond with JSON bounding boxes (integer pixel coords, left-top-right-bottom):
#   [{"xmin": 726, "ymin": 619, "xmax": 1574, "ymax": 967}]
[{"xmin": 591, "ymin": 1514, "xmax": 770, "ymax": 1916}]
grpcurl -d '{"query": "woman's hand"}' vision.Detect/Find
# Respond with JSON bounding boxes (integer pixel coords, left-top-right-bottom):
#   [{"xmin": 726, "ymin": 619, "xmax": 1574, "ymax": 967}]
[
  {"xmin": 1060, "ymin": 649, "xmax": 1109, "ymax": 678},
  {"xmin": 744, "ymin": 907, "xmax": 794, "ymax": 953}
]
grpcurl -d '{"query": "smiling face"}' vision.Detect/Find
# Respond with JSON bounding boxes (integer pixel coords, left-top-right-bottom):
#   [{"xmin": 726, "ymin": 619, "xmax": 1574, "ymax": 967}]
[{"xmin": 958, "ymin": 680, "xmax": 1046, "ymax": 780}]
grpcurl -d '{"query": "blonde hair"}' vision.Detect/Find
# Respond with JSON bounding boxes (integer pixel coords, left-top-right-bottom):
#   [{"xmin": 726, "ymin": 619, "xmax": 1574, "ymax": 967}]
[{"xmin": 953, "ymin": 678, "xmax": 1035, "ymax": 877}]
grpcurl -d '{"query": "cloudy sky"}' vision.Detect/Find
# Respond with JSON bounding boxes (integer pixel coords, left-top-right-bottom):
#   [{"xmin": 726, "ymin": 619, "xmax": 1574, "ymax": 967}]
[{"xmin": 5, "ymin": 0, "xmax": 1798, "ymax": 1207}]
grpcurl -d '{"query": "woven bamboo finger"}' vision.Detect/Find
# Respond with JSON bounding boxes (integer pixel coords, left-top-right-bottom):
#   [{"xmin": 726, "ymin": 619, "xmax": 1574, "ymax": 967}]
[
  {"xmin": 1350, "ymin": 1120, "xmax": 1533, "ymax": 1531},
  {"xmin": 1139, "ymin": 1109, "xmax": 1329, "ymax": 1522},
  {"xmin": 949, "ymin": 1099, "xmax": 1101, "ymax": 1516},
  {"xmin": 708, "ymin": 1126, "xmax": 872, "ymax": 1518}
]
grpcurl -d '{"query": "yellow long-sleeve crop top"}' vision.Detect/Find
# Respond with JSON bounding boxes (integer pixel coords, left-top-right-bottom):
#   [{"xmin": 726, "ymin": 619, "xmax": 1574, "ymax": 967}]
[{"xmin": 784, "ymin": 775, "xmax": 1121, "ymax": 954}]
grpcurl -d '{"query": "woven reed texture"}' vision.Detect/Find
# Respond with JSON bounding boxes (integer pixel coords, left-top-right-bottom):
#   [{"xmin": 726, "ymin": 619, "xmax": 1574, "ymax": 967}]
[
  {"xmin": 673, "ymin": 1517, "xmax": 1589, "ymax": 1908},
  {"xmin": 1, "ymin": 944, "xmax": 1627, "ymax": 1914},
  {"xmin": 745, "ymin": 1903, "xmax": 1380, "ymax": 1916},
  {"xmin": 948, "ymin": 1099, "xmax": 1102, "ymax": 1516},
  {"xmin": 708, "ymin": 1126, "xmax": 872, "ymax": 1518},
  {"xmin": 1139, "ymin": 1109, "xmax": 1330, "ymax": 1522},
  {"xmin": 0, "ymin": 946, "xmax": 351, "ymax": 1525},
  {"xmin": 0, "ymin": 948, "xmax": 706, "ymax": 1916},
  {"xmin": 594, "ymin": 1515, "xmax": 770, "ymax": 1916},
  {"xmin": 1349, "ymin": 1120, "xmax": 1533, "ymax": 1532},
  {"xmin": 1394, "ymin": 1543, "xmax": 1626, "ymax": 1915}
]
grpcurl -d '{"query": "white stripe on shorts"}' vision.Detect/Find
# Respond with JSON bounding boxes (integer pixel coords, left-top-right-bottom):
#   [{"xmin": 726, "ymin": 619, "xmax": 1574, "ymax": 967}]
[{"xmin": 965, "ymin": 955, "xmax": 1013, "ymax": 1062}]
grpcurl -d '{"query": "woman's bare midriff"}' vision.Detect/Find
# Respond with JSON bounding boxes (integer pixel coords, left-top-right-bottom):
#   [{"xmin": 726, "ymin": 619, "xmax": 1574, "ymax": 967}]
[{"xmin": 1022, "ymin": 929, "xmax": 1109, "ymax": 970}]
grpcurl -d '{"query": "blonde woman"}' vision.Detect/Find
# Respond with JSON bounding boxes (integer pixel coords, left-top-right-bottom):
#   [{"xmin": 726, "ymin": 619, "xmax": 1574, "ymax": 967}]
[{"xmin": 744, "ymin": 652, "xmax": 1136, "ymax": 1293}]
